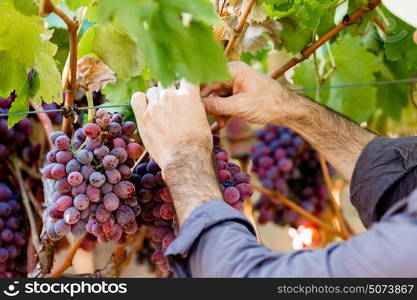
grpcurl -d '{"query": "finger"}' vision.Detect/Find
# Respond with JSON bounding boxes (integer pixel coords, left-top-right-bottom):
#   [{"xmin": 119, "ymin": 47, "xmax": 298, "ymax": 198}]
[
  {"xmin": 146, "ymin": 87, "xmax": 159, "ymax": 104},
  {"xmin": 157, "ymin": 81, "xmax": 176, "ymax": 93},
  {"xmin": 201, "ymin": 95, "xmax": 240, "ymax": 116},
  {"xmin": 179, "ymin": 79, "xmax": 199, "ymax": 96},
  {"xmin": 200, "ymin": 83, "xmax": 223, "ymax": 97},
  {"xmin": 131, "ymin": 92, "xmax": 148, "ymax": 119}
]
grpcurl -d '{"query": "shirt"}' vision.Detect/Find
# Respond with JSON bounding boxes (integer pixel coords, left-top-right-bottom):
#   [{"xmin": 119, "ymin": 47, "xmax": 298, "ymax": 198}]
[{"xmin": 165, "ymin": 136, "xmax": 417, "ymax": 277}]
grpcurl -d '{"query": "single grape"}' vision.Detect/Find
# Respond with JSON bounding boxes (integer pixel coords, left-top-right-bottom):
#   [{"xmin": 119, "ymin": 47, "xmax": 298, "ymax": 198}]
[
  {"xmin": 105, "ymin": 169, "xmax": 121, "ymax": 184},
  {"xmin": 56, "ymin": 195, "xmax": 73, "ymax": 212},
  {"xmin": 135, "ymin": 163, "xmax": 148, "ymax": 176},
  {"xmin": 150, "ymin": 226, "xmax": 171, "ymax": 243},
  {"xmin": 1, "ymin": 228, "xmax": 13, "ymax": 242},
  {"xmin": 108, "ymin": 122, "xmax": 122, "ymax": 137},
  {"xmin": 106, "ymin": 223, "xmax": 123, "ymax": 242},
  {"xmin": 236, "ymin": 183, "xmax": 253, "ymax": 200},
  {"xmin": 13, "ymin": 232, "xmax": 26, "ymax": 246},
  {"xmin": 50, "ymin": 131, "xmax": 65, "ymax": 144},
  {"xmin": 113, "ymin": 181, "xmax": 135, "ymax": 199},
  {"xmin": 66, "ymin": 159, "xmax": 81, "ymax": 174},
  {"xmin": 47, "ymin": 223, "xmax": 62, "ymax": 241},
  {"xmin": 155, "ymin": 171, "xmax": 165, "ymax": 186},
  {"xmin": 54, "ymin": 219, "xmax": 71, "ymax": 236},
  {"xmin": 0, "ymin": 184, "xmax": 12, "ymax": 202},
  {"xmin": 223, "ymin": 186, "xmax": 240, "ymax": 204},
  {"xmin": 95, "ymin": 204, "xmax": 112, "ymax": 223},
  {"xmin": 162, "ymin": 232, "xmax": 176, "ymax": 249},
  {"xmin": 111, "ymin": 147, "xmax": 128, "ymax": 164},
  {"xmin": 117, "ymin": 164, "xmax": 132, "ymax": 180},
  {"xmin": 47, "ymin": 204, "xmax": 64, "ymax": 219},
  {"xmin": 0, "ymin": 248, "xmax": 9, "ymax": 263},
  {"xmin": 138, "ymin": 189, "xmax": 152, "ymax": 203},
  {"xmin": 74, "ymin": 128, "xmax": 86, "ymax": 142},
  {"xmin": 160, "ymin": 203, "xmax": 175, "ymax": 220},
  {"xmin": 67, "ymin": 171, "xmax": 84, "ymax": 187},
  {"xmin": 103, "ymin": 192, "xmax": 120, "ymax": 211},
  {"xmin": 71, "ymin": 220, "xmax": 87, "ymax": 238},
  {"xmin": 116, "ymin": 205, "xmax": 135, "ymax": 227},
  {"xmin": 93, "ymin": 145, "xmax": 109, "ymax": 160},
  {"xmin": 82, "ymin": 123, "xmax": 101, "ymax": 138},
  {"xmin": 86, "ymin": 184, "xmax": 101, "ymax": 203},
  {"xmin": 215, "ymin": 151, "xmax": 228, "ymax": 162},
  {"xmin": 159, "ymin": 187, "xmax": 172, "ymax": 203},
  {"xmin": 47, "ymin": 149, "xmax": 59, "ymax": 163},
  {"xmin": 71, "ymin": 181, "xmax": 87, "ymax": 197},
  {"xmin": 146, "ymin": 160, "xmax": 160, "ymax": 174},
  {"xmin": 111, "ymin": 138, "xmax": 126, "ymax": 149},
  {"xmin": 102, "ymin": 155, "xmax": 119, "ymax": 170},
  {"xmin": 233, "ymin": 172, "xmax": 250, "ymax": 184},
  {"xmin": 63, "ymin": 207, "xmax": 80, "ymax": 225},
  {"xmin": 217, "ymin": 170, "xmax": 231, "ymax": 182},
  {"xmin": 55, "ymin": 135, "xmax": 71, "ymax": 151},
  {"xmin": 55, "ymin": 178, "xmax": 72, "ymax": 193},
  {"xmin": 102, "ymin": 215, "xmax": 115, "ymax": 233},
  {"xmin": 141, "ymin": 174, "xmax": 156, "ymax": 189},
  {"xmin": 95, "ymin": 109, "xmax": 111, "ymax": 128},
  {"xmin": 127, "ymin": 143, "xmax": 143, "ymax": 159},
  {"xmin": 73, "ymin": 194, "xmax": 90, "ymax": 211},
  {"xmin": 122, "ymin": 121, "xmax": 136, "ymax": 136},
  {"xmin": 5, "ymin": 216, "xmax": 19, "ymax": 230},
  {"xmin": 278, "ymin": 158, "xmax": 293, "ymax": 173},
  {"xmin": 56, "ymin": 151, "xmax": 73, "ymax": 164},
  {"xmin": 86, "ymin": 136, "xmax": 102, "ymax": 151},
  {"xmin": 100, "ymin": 182, "xmax": 113, "ymax": 195},
  {"xmin": 76, "ymin": 149, "xmax": 94, "ymax": 165},
  {"xmin": 80, "ymin": 208, "xmax": 89, "ymax": 220},
  {"xmin": 80, "ymin": 164, "xmax": 95, "ymax": 180},
  {"xmin": 110, "ymin": 113, "xmax": 123, "ymax": 124},
  {"xmin": 89, "ymin": 172, "xmax": 106, "ymax": 188},
  {"xmin": 51, "ymin": 163, "xmax": 66, "ymax": 179}
]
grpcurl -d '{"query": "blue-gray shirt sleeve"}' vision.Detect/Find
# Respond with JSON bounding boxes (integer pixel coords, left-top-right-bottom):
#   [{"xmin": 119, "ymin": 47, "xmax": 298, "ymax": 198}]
[{"xmin": 166, "ymin": 197, "xmax": 417, "ymax": 277}]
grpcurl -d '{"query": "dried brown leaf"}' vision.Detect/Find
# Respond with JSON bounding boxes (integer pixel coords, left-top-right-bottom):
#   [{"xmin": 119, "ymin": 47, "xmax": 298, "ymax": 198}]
[{"xmin": 77, "ymin": 55, "xmax": 117, "ymax": 92}]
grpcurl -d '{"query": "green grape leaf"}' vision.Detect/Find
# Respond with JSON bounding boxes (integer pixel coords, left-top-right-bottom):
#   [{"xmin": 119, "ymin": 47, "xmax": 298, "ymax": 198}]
[
  {"xmin": 326, "ymin": 35, "xmax": 382, "ymax": 123},
  {"xmin": 98, "ymin": 0, "xmax": 229, "ymax": 86},
  {"xmin": 383, "ymin": 9, "xmax": 417, "ymax": 70},
  {"xmin": 65, "ymin": 0, "xmax": 94, "ymax": 10},
  {"xmin": 292, "ymin": 58, "xmax": 317, "ymax": 99},
  {"xmin": 79, "ymin": 23, "xmax": 144, "ymax": 80},
  {"xmin": 32, "ymin": 41, "xmax": 62, "ymax": 104},
  {"xmin": 13, "ymin": 0, "xmax": 37, "ymax": 15},
  {"xmin": 279, "ymin": 17, "xmax": 312, "ymax": 53},
  {"xmin": 0, "ymin": 51, "xmax": 27, "ymax": 98},
  {"xmin": 8, "ymin": 72, "xmax": 39, "ymax": 127},
  {"xmin": 102, "ymin": 76, "xmax": 148, "ymax": 105},
  {"xmin": 0, "ymin": 0, "xmax": 50, "ymax": 66}
]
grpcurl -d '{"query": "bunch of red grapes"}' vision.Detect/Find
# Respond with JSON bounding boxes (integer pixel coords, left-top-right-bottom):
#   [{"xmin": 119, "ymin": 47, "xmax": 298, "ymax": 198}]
[
  {"xmin": 251, "ymin": 125, "xmax": 333, "ymax": 227},
  {"xmin": 42, "ymin": 109, "xmax": 144, "ymax": 244},
  {"xmin": 0, "ymin": 182, "xmax": 28, "ymax": 278},
  {"xmin": 0, "ymin": 93, "xmax": 36, "ymax": 160},
  {"xmin": 133, "ymin": 135, "xmax": 253, "ymax": 271}
]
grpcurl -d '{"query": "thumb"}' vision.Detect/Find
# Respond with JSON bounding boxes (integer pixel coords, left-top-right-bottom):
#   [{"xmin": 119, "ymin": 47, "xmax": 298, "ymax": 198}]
[
  {"xmin": 131, "ymin": 92, "xmax": 148, "ymax": 120},
  {"xmin": 201, "ymin": 94, "xmax": 241, "ymax": 116}
]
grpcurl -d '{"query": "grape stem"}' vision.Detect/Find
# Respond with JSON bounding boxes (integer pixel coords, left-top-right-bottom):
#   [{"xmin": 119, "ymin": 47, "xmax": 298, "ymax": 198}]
[
  {"xmin": 86, "ymin": 90, "xmax": 95, "ymax": 123},
  {"xmin": 47, "ymin": 233, "xmax": 87, "ymax": 278},
  {"xmin": 30, "ymin": 100, "xmax": 54, "ymax": 149},
  {"xmin": 42, "ymin": 0, "xmax": 79, "ymax": 136},
  {"xmin": 224, "ymin": 0, "xmax": 256, "ymax": 56},
  {"xmin": 251, "ymin": 184, "xmax": 350, "ymax": 240},
  {"xmin": 118, "ymin": 227, "xmax": 148, "ymax": 273},
  {"xmin": 13, "ymin": 158, "xmax": 41, "ymax": 252},
  {"xmin": 130, "ymin": 149, "xmax": 149, "ymax": 172},
  {"xmin": 269, "ymin": 0, "xmax": 382, "ymax": 79},
  {"xmin": 211, "ymin": 0, "xmax": 382, "ymax": 133},
  {"xmin": 318, "ymin": 156, "xmax": 354, "ymax": 237}
]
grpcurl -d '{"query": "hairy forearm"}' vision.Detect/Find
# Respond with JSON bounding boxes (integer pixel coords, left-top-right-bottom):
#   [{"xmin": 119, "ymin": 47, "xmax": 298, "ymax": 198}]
[
  {"xmin": 277, "ymin": 90, "xmax": 377, "ymax": 181},
  {"xmin": 162, "ymin": 147, "xmax": 223, "ymax": 226}
]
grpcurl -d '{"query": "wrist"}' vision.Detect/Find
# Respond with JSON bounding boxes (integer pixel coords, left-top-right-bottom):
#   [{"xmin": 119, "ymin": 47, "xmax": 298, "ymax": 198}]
[{"xmin": 162, "ymin": 149, "xmax": 222, "ymax": 226}]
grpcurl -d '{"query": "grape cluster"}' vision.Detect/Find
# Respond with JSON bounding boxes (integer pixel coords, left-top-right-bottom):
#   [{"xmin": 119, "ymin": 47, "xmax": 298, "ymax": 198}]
[
  {"xmin": 133, "ymin": 135, "xmax": 253, "ymax": 271},
  {"xmin": 0, "ymin": 93, "xmax": 34, "ymax": 160},
  {"xmin": 42, "ymin": 109, "xmax": 144, "ymax": 244},
  {"xmin": 0, "ymin": 182, "xmax": 28, "ymax": 278},
  {"xmin": 251, "ymin": 125, "xmax": 332, "ymax": 227}
]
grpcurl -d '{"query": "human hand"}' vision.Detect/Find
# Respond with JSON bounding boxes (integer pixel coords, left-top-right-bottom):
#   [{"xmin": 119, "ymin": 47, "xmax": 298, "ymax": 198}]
[
  {"xmin": 131, "ymin": 80, "xmax": 213, "ymax": 172},
  {"xmin": 131, "ymin": 81, "xmax": 222, "ymax": 226},
  {"xmin": 201, "ymin": 62, "xmax": 300, "ymax": 126}
]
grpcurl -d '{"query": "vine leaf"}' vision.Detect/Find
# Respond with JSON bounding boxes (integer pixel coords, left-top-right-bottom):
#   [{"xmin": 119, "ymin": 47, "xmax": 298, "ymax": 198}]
[
  {"xmin": 8, "ymin": 72, "xmax": 40, "ymax": 128},
  {"xmin": 98, "ymin": 0, "xmax": 230, "ymax": 86},
  {"xmin": 327, "ymin": 35, "xmax": 382, "ymax": 123},
  {"xmin": 102, "ymin": 75, "xmax": 148, "ymax": 105},
  {"xmin": 78, "ymin": 23, "xmax": 144, "ymax": 80},
  {"xmin": 0, "ymin": 51, "xmax": 26, "ymax": 98},
  {"xmin": 77, "ymin": 55, "xmax": 117, "ymax": 92}
]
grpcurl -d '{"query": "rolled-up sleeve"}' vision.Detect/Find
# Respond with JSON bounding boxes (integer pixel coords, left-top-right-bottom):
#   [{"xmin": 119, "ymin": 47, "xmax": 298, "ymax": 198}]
[{"xmin": 350, "ymin": 136, "xmax": 417, "ymax": 228}]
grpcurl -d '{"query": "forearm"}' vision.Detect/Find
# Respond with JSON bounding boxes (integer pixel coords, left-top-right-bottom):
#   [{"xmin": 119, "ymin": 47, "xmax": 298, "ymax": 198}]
[
  {"xmin": 276, "ymin": 90, "xmax": 377, "ymax": 180},
  {"xmin": 162, "ymin": 145, "xmax": 223, "ymax": 226}
]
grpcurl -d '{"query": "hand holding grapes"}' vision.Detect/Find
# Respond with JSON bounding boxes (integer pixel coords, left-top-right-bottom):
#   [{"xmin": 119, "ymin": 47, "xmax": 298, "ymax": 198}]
[
  {"xmin": 201, "ymin": 62, "xmax": 299, "ymax": 126},
  {"xmin": 131, "ymin": 81, "xmax": 223, "ymax": 225}
]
